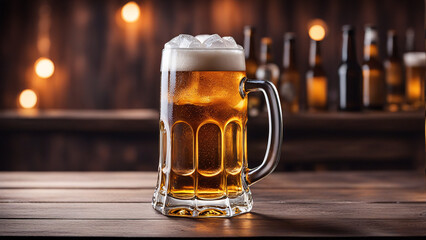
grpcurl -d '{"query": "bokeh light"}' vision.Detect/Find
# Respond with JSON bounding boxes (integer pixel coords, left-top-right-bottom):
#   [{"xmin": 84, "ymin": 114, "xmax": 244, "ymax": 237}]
[
  {"xmin": 19, "ymin": 89, "xmax": 38, "ymax": 109},
  {"xmin": 121, "ymin": 2, "xmax": 140, "ymax": 23},
  {"xmin": 34, "ymin": 57, "xmax": 55, "ymax": 78},
  {"xmin": 309, "ymin": 25, "xmax": 326, "ymax": 41}
]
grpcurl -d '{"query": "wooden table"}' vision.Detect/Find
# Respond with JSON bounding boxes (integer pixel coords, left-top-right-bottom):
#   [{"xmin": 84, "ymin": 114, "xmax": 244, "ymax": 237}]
[{"xmin": 0, "ymin": 171, "xmax": 425, "ymax": 237}]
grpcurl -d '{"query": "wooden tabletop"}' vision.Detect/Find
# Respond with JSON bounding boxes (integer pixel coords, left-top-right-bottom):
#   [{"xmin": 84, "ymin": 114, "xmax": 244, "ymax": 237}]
[{"xmin": 0, "ymin": 171, "xmax": 425, "ymax": 237}]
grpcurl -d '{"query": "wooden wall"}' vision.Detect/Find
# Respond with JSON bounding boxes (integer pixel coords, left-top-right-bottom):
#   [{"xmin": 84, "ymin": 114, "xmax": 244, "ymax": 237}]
[{"xmin": 0, "ymin": 0, "xmax": 424, "ymax": 110}]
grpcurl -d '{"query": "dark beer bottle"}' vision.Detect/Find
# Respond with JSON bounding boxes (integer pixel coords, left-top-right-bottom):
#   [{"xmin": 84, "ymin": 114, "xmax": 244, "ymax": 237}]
[
  {"xmin": 338, "ymin": 25, "xmax": 362, "ymax": 111},
  {"xmin": 384, "ymin": 30, "xmax": 404, "ymax": 111},
  {"xmin": 362, "ymin": 25, "xmax": 386, "ymax": 110},
  {"xmin": 279, "ymin": 33, "xmax": 300, "ymax": 113},
  {"xmin": 255, "ymin": 37, "xmax": 280, "ymax": 114},
  {"xmin": 244, "ymin": 26, "xmax": 261, "ymax": 117},
  {"xmin": 306, "ymin": 39, "xmax": 327, "ymax": 111},
  {"xmin": 405, "ymin": 28, "xmax": 415, "ymax": 52}
]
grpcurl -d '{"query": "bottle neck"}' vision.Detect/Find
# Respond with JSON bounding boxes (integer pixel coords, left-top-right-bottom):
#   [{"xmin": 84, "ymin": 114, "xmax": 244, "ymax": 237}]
[
  {"xmin": 405, "ymin": 28, "xmax": 415, "ymax": 52},
  {"xmin": 387, "ymin": 34, "xmax": 398, "ymax": 58},
  {"xmin": 244, "ymin": 29, "xmax": 256, "ymax": 60},
  {"xmin": 309, "ymin": 40, "xmax": 322, "ymax": 67},
  {"xmin": 342, "ymin": 30, "xmax": 357, "ymax": 62},
  {"xmin": 364, "ymin": 29, "xmax": 379, "ymax": 61},
  {"xmin": 283, "ymin": 38, "xmax": 296, "ymax": 68},
  {"xmin": 260, "ymin": 42, "xmax": 273, "ymax": 64}
]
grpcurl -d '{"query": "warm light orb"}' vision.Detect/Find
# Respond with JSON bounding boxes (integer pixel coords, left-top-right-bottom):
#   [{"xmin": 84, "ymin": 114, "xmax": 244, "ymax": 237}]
[
  {"xmin": 121, "ymin": 2, "xmax": 140, "ymax": 23},
  {"xmin": 19, "ymin": 89, "xmax": 38, "ymax": 109},
  {"xmin": 309, "ymin": 25, "xmax": 326, "ymax": 41},
  {"xmin": 34, "ymin": 57, "xmax": 55, "ymax": 78}
]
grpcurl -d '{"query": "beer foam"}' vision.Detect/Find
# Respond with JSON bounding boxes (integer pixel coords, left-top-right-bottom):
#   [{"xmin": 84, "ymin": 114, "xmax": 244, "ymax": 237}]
[
  {"xmin": 161, "ymin": 34, "xmax": 245, "ymax": 71},
  {"xmin": 404, "ymin": 52, "xmax": 426, "ymax": 67}
]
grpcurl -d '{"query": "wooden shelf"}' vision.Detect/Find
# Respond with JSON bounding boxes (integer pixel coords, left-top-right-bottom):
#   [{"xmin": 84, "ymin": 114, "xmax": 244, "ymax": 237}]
[
  {"xmin": 283, "ymin": 111, "xmax": 424, "ymax": 132},
  {"xmin": 0, "ymin": 109, "xmax": 423, "ymax": 171},
  {"xmin": 0, "ymin": 109, "xmax": 159, "ymax": 132},
  {"xmin": 0, "ymin": 109, "xmax": 423, "ymax": 132}
]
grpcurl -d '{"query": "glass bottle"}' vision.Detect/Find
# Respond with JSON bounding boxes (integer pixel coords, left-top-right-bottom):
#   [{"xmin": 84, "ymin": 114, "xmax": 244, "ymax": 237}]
[
  {"xmin": 255, "ymin": 37, "xmax": 280, "ymax": 114},
  {"xmin": 338, "ymin": 25, "xmax": 362, "ymax": 111},
  {"xmin": 279, "ymin": 33, "xmax": 300, "ymax": 113},
  {"xmin": 306, "ymin": 39, "xmax": 327, "ymax": 111},
  {"xmin": 362, "ymin": 25, "xmax": 386, "ymax": 110},
  {"xmin": 384, "ymin": 30, "xmax": 404, "ymax": 111},
  {"xmin": 244, "ymin": 26, "xmax": 261, "ymax": 117}
]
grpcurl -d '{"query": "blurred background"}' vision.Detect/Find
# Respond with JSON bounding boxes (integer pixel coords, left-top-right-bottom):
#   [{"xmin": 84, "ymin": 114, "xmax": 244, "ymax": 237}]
[{"xmin": 0, "ymin": 0, "xmax": 424, "ymax": 171}]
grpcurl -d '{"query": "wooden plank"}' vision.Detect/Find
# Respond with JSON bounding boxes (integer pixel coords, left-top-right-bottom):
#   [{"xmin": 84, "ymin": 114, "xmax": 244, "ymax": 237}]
[
  {"xmin": 258, "ymin": 171, "xmax": 426, "ymax": 189},
  {"xmin": 251, "ymin": 188, "xmax": 426, "ymax": 203},
  {"xmin": 0, "ymin": 107, "xmax": 422, "ymax": 133},
  {"xmin": 0, "ymin": 171, "xmax": 423, "ymax": 189},
  {"xmin": 0, "ymin": 109, "xmax": 159, "ymax": 132},
  {"xmin": 0, "ymin": 189, "xmax": 152, "ymax": 203},
  {"xmin": 0, "ymin": 202, "xmax": 425, "ymax": 220},
  {"xmin": 0, "ymin": 109, "xmax": 159, "ymax": 120},
  {"xmin": 0, "ymin": 171, "xmax": 424, "ymax": 237},
  {"xmin": 0, "ymin": 219, "xmax": 425, "ymax": 237},
  {"xmin": 0, "ymin": 172, "xmax": 150, "ymax": 189},
  {"xmin": 282, "ymin": 111, "xmax": 424, "ymax": 133},
  {"xmin": 2, "ymin": 111, "xmax": 424, "ymax": 172},
  {"xmin": 0, "ymin": 188, "xmax": 425, "ymax": 203}
]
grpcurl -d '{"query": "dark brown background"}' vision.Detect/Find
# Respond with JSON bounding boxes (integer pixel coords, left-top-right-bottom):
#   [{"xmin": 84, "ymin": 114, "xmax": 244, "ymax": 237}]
[
  {"xmin": 0, "ymin": 0, "xmax": 424, "ymax": 171},
  {"xmin": 0, "ymin": 0, "xmax": 424, "ymax": 110}
]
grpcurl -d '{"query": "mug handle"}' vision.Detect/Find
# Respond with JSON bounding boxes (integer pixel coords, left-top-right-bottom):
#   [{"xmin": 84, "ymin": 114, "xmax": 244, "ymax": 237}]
[{"xmin": 239, "ymin": 77, "xmax": 283, "ymax": 186}]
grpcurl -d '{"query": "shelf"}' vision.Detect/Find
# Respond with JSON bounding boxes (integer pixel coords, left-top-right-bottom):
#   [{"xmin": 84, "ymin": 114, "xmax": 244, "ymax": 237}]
[
  {"xmin": 0, "ymin": 109, "xmax": 159, "ymax": 132},
  {"xmin": 0, "ymin": 109, "xmax": 423, "ymax": 133},
  {"xmin": 0, "ymin": 109, "xmax": 423, "ymax": 171},
  {"xmin": 283, "ymin": 111, "xmax": 424, "ymax": 132}
]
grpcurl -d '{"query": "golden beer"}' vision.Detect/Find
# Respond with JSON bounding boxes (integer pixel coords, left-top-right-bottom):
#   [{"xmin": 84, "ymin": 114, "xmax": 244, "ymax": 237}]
[
  {"xmin": 306, "ymin": 40, "xmax": 328, "ymax": 111},
  {"xmin": 384, "ymin": 30, "xmax": 404, "ymax": 111},
  {"xmin": 159, "ymin": 71, "xmax": 247, "ymax": 201},
  {"xmin": 362, "ymin": 26, "xmax": 386, "ymax": 110},
  {"xmin": 404, "ymin": 52, "xmax": 425, "ymax": 110},
  {"xmin": 153, "ymin": 34, "xmax": 283, "ymax": 218}
]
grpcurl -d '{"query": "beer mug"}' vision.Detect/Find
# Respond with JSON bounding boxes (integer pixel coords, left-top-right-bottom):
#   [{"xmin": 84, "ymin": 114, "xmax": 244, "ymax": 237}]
[
  {"xmin": 152, "ymin": 34, "xmax": 283, "ymax": 218},
  {"xmin": 403, "ymin": 52, "xmax": 425, "ymax": 110}
]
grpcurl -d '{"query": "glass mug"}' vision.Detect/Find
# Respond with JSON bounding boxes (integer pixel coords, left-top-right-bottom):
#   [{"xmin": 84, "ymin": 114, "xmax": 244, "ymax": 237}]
[
  {"xmin": 403, "ymin": 52, "xmax": 425, "ymax": 110},
  {"xmin": 152, "ymin": 35, "xmax": 283, "ymax": 218}
]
